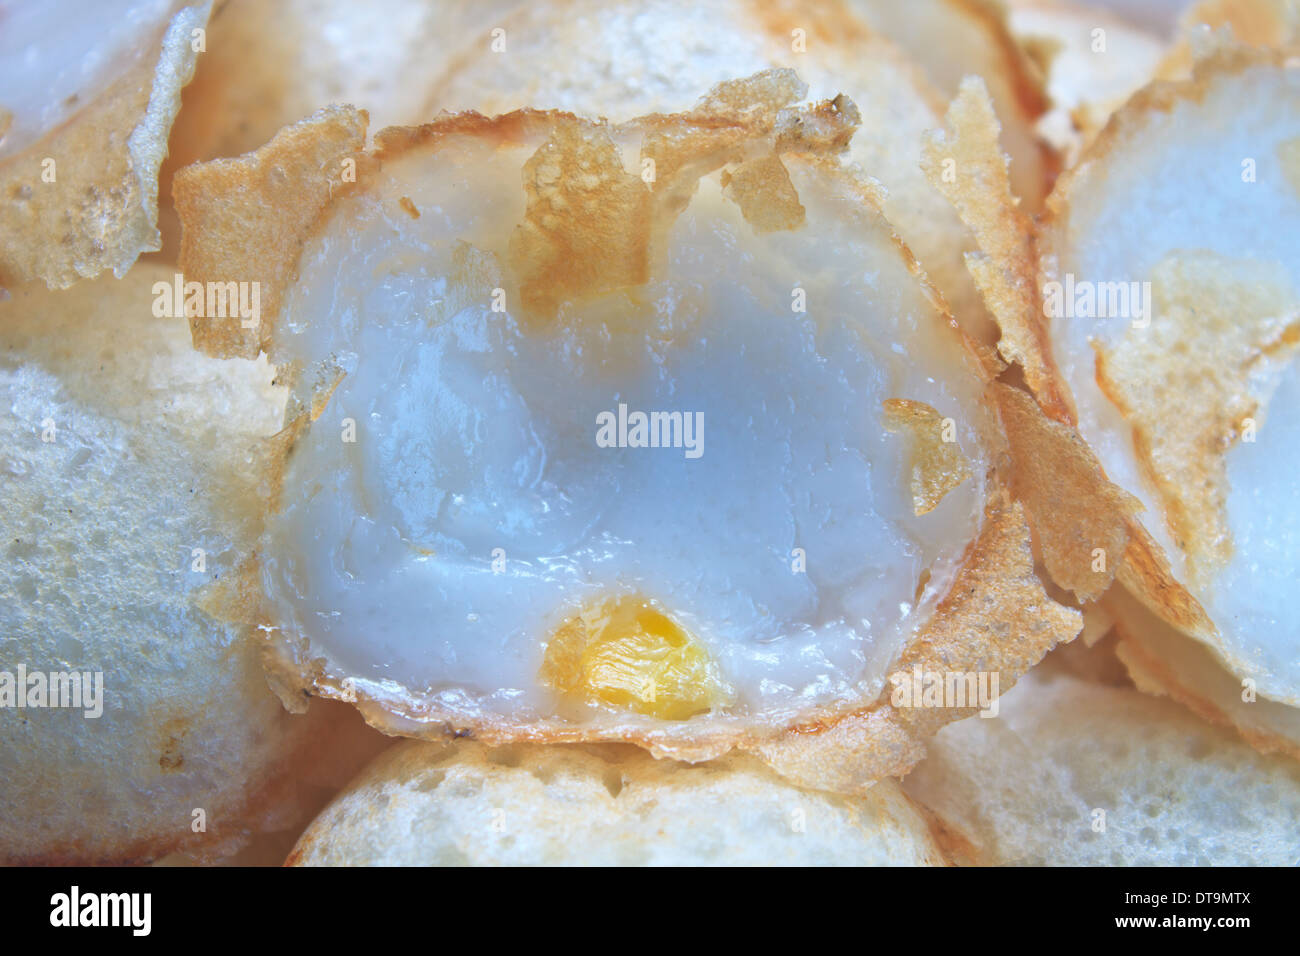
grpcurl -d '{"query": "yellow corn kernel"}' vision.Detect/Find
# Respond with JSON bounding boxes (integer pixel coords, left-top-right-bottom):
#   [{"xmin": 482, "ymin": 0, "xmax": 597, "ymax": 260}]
[{"xmin": 540, "ymin": 596, "xmax": 729, "ymax": 720}]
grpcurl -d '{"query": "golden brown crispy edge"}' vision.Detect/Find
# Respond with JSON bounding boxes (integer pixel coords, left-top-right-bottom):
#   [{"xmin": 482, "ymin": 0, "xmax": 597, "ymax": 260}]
[
  {"xmin": 990, "ymin": 383, "xmax": 1140, "ymax": 603},
  {"xmin": 922, "ymin": 77, "xmax": 1073, "ymax": 422}
]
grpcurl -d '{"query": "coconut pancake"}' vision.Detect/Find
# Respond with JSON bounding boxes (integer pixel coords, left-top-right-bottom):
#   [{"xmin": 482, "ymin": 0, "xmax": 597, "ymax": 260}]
[
  {"xmin": 174, "ymin": 73, "xmax": 1079, "ymax": 788},
  {"xmin": 1036, "ymin": 50, "xmax": 1300, "ymax": 713}
]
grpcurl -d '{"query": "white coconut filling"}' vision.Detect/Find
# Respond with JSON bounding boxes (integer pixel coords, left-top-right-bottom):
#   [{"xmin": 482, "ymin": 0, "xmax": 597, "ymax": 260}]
[
  {"xmin": 262, "ymin": 143, "xmax": 986, "ymax": 727},
  {"xmin": 1048, "ymin": 66, "xmax": 1300, "ymax": 695},
  {"xmin": 1214, "ymin": 365, "xmax": 1300, "ymax": 697},
  {"xmin": 0, "ymin": 0, "xmax": 174, "ymax": 160}
]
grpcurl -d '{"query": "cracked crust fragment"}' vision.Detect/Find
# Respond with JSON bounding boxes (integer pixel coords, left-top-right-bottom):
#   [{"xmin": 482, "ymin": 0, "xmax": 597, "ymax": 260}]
[
  {"xmin": 882, "ymin": 398, "xmax": 974, "ymax": 516},
  {"xmin": 848, "ymin": 0, "xmax": 1054, "ymax": 210},
  {"xmin": 990, "ymin": 383, "xmax": 1139, "ymax": 603},
  {"xmin": 505, "ymin": 74, "xmax": 856, "ymax": 323},
  {"xmin": 175, "ymin": 105, "xmax": 369, "ymax": 359},
  {"xmin": 923, "ymin": 78, "xmax": 1072, "ymax": 423}
]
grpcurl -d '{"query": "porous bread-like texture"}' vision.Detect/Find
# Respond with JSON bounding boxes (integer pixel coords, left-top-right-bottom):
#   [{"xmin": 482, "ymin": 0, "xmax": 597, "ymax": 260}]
[
  {"xmin": 422, "ymin": 0, "xmax": 1002, "ymax": 349},
  {"xmin": 846, "ymin": 0, "xmax": 1054, "ymax": 210},
  {"xmin": 1108, "ymin": 585, "xmax": 1300, "ymax": 761},
  {"xmin": 1007, "ymin": 0, "xmax": 1167, "ymax": 165},
  {"xmin": 0, "ymin": 264, "xmax": 387, "ymax": 863},
  {"xmin": 287, "ymin": 739, "xmax": 948, "ymax": 866},
  {"xmin": 922, "ymin": 80, "xmax": 1071, "ymax": 421},
  {"xmin": 903, "ymin": 670, "xmax": 1300, "ymax": 865},
  {"xmin": 176, "ymin": 75, "xmax": 1080, "ymax": 789},
  {"xmin": 1038, "ymin": 50, "xmax": 1300, "ymax": 696},
  {"xmin": 0, "ymin": 1, "xmax": 211, "ymax": 290}
]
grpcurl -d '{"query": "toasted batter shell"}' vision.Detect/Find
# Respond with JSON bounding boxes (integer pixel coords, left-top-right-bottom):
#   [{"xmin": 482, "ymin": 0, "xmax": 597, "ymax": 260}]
[
  {"xmin": 1006, "ymin": 0, "xmax": 1168, "ymax": 165},
  {"xmin": 848, "ymin": 0, "xmax": 1055, "ymax": 210},
  {"xmin": 902, "ymin": 669, "xmax": 1300, "ymax": 865},
  {"xmin": 165, "ymin": 0, "xmax": 526, "ymax": 174},
  {"xmin": 1159, "ymin": 0, "xmax": 1300, "ymax": 80},
  {"xmin": 250, "ymin": 482, "xmax": 1077, "ymax": 790},
  {"xmin": 1114, "ymin": 524, "xmax": 1217, "ymax": 639},
  {"xmin": 0, "ymin": 265, "xmax": 391, "ymax": 864},
  {"xmin": 956, "ymin": 0, "xmax": 1057, "ymax": 203},
  {"xmin": 1093, "ymin": 254, "xmax": 1299, "ymax": 590},
  {"xmin": 178, "ymin": 76, "xmax": 1080, "ymax": 789},
  {"xmin": 882, "ymin": 398, "xmax": 975, "ymax": 516},
  {"xmin": 0, "ymin": 1, "xmax": 210, "ymax": 290}
]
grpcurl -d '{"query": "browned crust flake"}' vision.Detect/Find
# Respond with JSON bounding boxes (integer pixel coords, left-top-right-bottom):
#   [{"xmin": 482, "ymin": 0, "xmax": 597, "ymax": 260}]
[
  {"xmin": 1116, "ymin": 524, "xmax": 1217, "ymax": 640},
  {"xmin": 175, "ymin": 105, "xmax": 369, "ymax": 359},
  {"xmin": 990, "ymin": 383, "xmax": 1139, "ymax": 602},
  {"xmin": 882, "ymin": 398, "xmax": 974, "ymax": 515},
  {"xmin": 923, "ymin": 78, "xmax": 1073, "ymax": 423}
]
